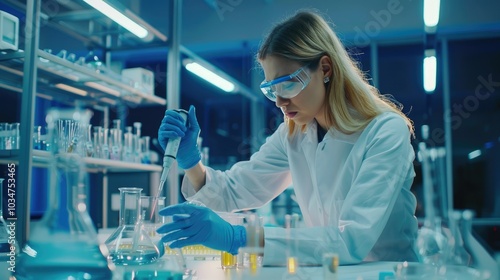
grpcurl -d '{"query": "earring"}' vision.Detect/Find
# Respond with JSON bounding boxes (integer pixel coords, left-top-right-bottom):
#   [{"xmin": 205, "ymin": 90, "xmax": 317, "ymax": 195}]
[{"xmin": 323, "ymin": 76, "xmax": 330, "ymax": 84}]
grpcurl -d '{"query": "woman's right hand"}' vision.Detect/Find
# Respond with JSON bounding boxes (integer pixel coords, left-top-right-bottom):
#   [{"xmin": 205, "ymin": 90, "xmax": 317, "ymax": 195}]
[{"xmin": 158, "ymin": 105, "xmax": 201, "ymax": 169}]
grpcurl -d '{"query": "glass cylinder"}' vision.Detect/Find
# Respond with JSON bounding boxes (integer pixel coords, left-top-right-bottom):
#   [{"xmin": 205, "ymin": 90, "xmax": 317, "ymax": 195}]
[
  {"xmin": 16, "ymin": 108, "xmax": 112, "ymax": 279},
  {"xmin": 105, "ymin": 187, "xmax": 160, "ymax": 266},
  {"xmin": 416, "ymin": 142, "xmax": 452, "ymax": 266}
]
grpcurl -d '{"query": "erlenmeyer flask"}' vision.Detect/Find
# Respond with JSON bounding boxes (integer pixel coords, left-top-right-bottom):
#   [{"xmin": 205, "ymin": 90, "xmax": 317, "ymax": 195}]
[
  {"xmin": 16, "ymin": 108, "xmax": 112, "ymax": 279},
  {"xmin": 105, "ymin": 187, "xmax": 160, "ymax": 265}
]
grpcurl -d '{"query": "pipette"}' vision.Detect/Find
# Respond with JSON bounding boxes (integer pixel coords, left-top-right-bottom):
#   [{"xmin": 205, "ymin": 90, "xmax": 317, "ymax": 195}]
[
  {"xmin": 151, "ymin": 109, "xmax": 188, "ymax": 218},
  {"xmin": 150, "ymin": 109, "xmax": 189, "ymax": 272}
]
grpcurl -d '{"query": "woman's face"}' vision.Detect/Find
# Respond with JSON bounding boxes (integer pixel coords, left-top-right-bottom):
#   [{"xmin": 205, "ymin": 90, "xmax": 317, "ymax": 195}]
[{"xmin": 260, "ymin": 55, "xmax": 330, "ymax": 129}]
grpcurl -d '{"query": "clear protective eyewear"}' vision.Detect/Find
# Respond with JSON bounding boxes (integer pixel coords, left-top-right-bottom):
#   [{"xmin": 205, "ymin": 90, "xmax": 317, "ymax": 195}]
[{"xmin": 260, "ymin": 66, "xmax": 311, "ymax": 101}]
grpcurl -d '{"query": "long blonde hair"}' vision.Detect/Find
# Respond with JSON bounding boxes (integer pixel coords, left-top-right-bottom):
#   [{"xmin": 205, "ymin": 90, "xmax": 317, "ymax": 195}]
[{"xmin": 257, "ymin": 10, "xmax": 414, "ymax": 136}]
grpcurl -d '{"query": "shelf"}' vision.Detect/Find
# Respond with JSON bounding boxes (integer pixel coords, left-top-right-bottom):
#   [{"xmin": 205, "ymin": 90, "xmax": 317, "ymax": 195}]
[
  {"xmin": 0, "ymin": 149, "xmax": 162, "ymax": 173},
  {"xmin": 0, "ymin": 50, "xmax": 166, "ymax": 107},
  {"xmin": 4, "ymin": 0, "xmax": 168, "ymax": 49}
]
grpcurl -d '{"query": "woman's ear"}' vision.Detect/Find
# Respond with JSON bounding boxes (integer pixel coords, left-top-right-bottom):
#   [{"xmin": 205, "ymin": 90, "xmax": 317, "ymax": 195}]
[{"xmin": 319, "ymin": 55, "xmax": 333, "ymax": 78}]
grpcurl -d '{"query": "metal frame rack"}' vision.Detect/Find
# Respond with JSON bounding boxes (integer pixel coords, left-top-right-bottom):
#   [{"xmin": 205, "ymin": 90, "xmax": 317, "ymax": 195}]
[{"xmin": 0, "ymin": 0, "xmax": 169, "ymax": 247}]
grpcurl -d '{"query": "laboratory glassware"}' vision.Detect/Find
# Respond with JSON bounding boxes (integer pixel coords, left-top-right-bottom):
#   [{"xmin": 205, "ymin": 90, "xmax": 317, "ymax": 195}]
[
  {"xmin": 10, "ymin": 123, "xmax": 20, "ymax": 150},
  {"xmin": 415, "ymin": 125, "xmax": 452, "ymax": 266},
  {"xmin": 285, "ymin": 213, "xmax": 300, "ymax": 275},
  {"xmin": 105, "ymin": 187, "xmax": 161, "ymax": 266},
  {"xmin": 33, "ymin": 126, "xmax": 42, "ymax": 150},
  {"xmin": 140, "ymin": 195, "xmax": 166, "ymax": 245},
  {"xmin": 141, "ymin": 136, "xmax": 151, "ymax": 164},
  {"xmin": 218, "ymin": 212, "xmax": 244, "ymax": 269},
  {"xmin": 0, "ymin": 123, "xmax": 7, "ymax": 149},
  {"xmin": 16, "ymin": 108, "xmax": 112, "ymax": 280},
  {"xmin": 457, "ymin": 210, "xmax": 499, "ymax": 279},
  {"xmin": 238, "ymin": 213, "xmax": 264, "ymax": 277},
  {"xmin": 322, "ymin": 252, "xmax": 339, "ymax": 280},
  {"xmin": 84, "ymin": 123, "xmax": 93, "ymax": 157}
]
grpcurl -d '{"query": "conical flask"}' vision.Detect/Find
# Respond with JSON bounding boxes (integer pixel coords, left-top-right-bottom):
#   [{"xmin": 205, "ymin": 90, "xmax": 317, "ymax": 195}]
[
  {"xmin": 105, "ymin": 187, "xmax": 160, "ymax": 265},
  {"xmin": 16, "ymin": 108, "xmax": 112, "ymax": 279}
]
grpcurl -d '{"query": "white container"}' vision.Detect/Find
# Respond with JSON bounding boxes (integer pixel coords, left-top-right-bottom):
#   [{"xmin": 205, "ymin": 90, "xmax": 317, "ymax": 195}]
[{"xmin": 122, "ymin": 67, "xmax": 155, "ymax": 95}]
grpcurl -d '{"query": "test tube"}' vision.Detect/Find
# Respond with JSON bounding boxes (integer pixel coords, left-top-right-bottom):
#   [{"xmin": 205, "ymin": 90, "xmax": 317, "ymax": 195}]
[
  {"xmin": 133, "ymin": 122, "xmax": 142, "ymax": 163},
  {"xmin": 240, "ymin": 214, "xmax": 264, "ymax": 276},
  {"xmin": 33, "ymin": 126, "xmax": 42, "ymax": 150},
  {"xmin": 101, "ymin": 128, "xmax": 109, "ymax": 159},
  {"xmin": 85, "ymin": 124, "xmax": 93, "ymax": 157},
  {"xmin": 93, "ymin": 126, "xmax": 101, "ymax": 158},
  {"xmin": 123, "ymin": 128, "xmax": 133, "ymax": 162},
  {"xmin": 141, "ymin": 136, "xmax": 151, "ymax": 164},
  {"xmin": 285, "ymin": 214, "xmax": 299, "ymax": 275}
]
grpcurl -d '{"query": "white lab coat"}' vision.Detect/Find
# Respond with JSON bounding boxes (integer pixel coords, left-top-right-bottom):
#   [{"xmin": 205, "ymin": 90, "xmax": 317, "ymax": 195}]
[{"xmin": 182, "ymin": 112, "xmax": 418, "ymax": 265}]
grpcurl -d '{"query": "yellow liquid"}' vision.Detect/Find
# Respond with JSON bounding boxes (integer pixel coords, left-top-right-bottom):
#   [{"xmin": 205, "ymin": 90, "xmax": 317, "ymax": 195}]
[
  {"xmin": 287, "ymin": 257, "xmax": 297, "ymax": 274},
  {"xmin": 164, "ymin": 244, "xmax": 220, "ymax": 256},
  {"xmin": 221, "ymin": 251, "xmax": 237, "ymax": 268},
  {"xmin": 249, "ymin": 253, "xmax": 258, "ymax": 274}
]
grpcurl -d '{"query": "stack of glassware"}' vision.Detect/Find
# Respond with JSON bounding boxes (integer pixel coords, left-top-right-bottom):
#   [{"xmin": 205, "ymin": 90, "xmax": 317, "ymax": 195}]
[
  {"xmin": 413, "ymin": 125, "xmax": 498, "ymax": 280},
  {"xmin": 16, "ymin": 108, "xmax": 112, "ymax": 279}
]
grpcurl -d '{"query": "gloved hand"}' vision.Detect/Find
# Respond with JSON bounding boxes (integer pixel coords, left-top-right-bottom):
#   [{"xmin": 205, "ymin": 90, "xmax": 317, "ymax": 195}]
[
  {"xmin": 158, "ymin": 105, "xmax": 201, "ymax": 169},
  {"xmin": 156, "ymin": 203, "xmax": 246, "ymax": 255}
]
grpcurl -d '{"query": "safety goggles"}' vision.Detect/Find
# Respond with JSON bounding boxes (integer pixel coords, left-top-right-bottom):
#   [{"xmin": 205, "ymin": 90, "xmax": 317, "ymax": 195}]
[{"xmin": 259, "ymin": 66, "xmax": 311, "ymax": 101}]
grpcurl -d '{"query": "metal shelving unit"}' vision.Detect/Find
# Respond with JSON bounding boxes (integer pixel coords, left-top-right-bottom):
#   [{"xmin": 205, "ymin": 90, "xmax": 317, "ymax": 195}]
[
  {"xmin": 0, "ymin": 0, "xmax": 169, "ymax": 246},
  {"xmin": 0, "ymin": 49, "xmax": 166, "ymax": 106},
  {"xmin": 0, "ymin": 150, "xmax": 162, "ymax": 173}
]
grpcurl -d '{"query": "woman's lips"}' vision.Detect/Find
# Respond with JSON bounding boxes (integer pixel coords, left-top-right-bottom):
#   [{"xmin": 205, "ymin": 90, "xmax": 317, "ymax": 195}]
[{"xmin": 286, "ymin": 112, "xmax": 297, "ymax": 118}]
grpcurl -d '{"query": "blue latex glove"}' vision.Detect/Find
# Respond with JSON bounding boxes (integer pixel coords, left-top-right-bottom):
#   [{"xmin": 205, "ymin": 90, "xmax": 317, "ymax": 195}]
[
  {"xmin": 156, "ymin": 203, "xmax": 246, "ymax": 255},
  {"xmin": 158, "ymin": 105, "xmax": 201, "ymax": 169}
]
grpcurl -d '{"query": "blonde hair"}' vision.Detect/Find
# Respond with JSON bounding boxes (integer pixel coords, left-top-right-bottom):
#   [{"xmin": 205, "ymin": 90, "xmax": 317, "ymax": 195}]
[{"xmin": 258, "ymin": 10, "xmax": 414, "ymax": 136}]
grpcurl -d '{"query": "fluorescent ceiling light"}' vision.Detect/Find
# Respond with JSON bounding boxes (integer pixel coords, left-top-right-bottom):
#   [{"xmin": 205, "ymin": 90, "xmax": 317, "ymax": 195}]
[
  {"xmin": 185, "ymin": 61, "xmax": 236, "ymax": 92},
  {"xmin": 468, "ymin": 150, "xmax": 481, "ymax": 160},
  {"xmin": 55, "ymin": 83, "xmax": 88, "ymax": 96},
  {"xmin": 424, "ymin": 0, "xmax": 440, "ymax": 28},
  {"xmin": 423, "ymin": 49, "xmax": 437, "ymax": 93},
  {"xmin": 83, "ymin": 0, "xmax": 148, "ymax": 39}
]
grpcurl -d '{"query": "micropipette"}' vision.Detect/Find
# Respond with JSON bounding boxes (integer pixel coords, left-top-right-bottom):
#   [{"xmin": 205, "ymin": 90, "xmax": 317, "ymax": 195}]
[
  {"xmin": 151, "ymin": 109, "xmax": 188, "ymax": 218},
  {"xmin": 150, "ymin": 109, "xmax": 189, "ymax": 272}
]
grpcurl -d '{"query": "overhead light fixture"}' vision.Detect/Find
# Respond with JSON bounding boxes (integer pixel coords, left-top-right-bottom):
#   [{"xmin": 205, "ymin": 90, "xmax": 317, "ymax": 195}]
[
  {"xmin": 468, "ymin": 149, "xmax": 481, "ymax": 160},
  {"xmin": 423, "ymin": 49, "xmax": 437, "ymax": 93},
  {"xmin": 83, "ymin": 0, "xmax": 149, "ymax": 39},
  {"xmin": 423, "ymin": 0, "xmax": 440, "ymax": 32},
  {"xmin": 184, "ymin": 60, "xmax": 236, "ymax": 93}
]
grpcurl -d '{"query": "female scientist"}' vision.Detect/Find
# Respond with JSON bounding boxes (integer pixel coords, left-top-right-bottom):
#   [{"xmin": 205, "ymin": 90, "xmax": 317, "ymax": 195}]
[{"xmin": 156, "ymin": 10, "xmax": 419, "ymax": 265}]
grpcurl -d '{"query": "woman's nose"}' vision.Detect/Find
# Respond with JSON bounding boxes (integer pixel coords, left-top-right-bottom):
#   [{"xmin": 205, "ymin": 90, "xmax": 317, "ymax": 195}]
[{"xmin": 275, "ymin": 95, "xmax": 289, "ymax": 107}]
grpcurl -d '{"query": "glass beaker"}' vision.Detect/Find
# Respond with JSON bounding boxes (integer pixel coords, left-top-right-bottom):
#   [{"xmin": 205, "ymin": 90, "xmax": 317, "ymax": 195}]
[
  {"xmin": 105, "ymin": 188, "xmax": 160, "ymax": 266},
  {"xmin": 218, "ymin": 212, "xmax": 244, "ymax": 269},
  {"xmin": 16, "ymin": 108, "xmax": 112, "ymax": 280}
]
